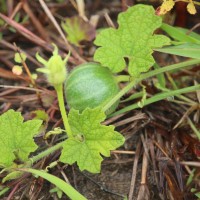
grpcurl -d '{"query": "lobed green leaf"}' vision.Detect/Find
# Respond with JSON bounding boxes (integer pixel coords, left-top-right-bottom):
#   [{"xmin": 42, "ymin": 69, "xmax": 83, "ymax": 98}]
[
  {"xmin": 0, "ymin": 110, "xmax": 42, "ymax": 168},
  {"xmin": 59, "ymin": 107, "xmax": 125, "ymax": 173},
  {"xmin": 61, "ymin": 16, "xmax": 95, "ymax": 46},
  {"xmin": 94, "ymin": 4, "xmax": 170, "ymax": 77}
]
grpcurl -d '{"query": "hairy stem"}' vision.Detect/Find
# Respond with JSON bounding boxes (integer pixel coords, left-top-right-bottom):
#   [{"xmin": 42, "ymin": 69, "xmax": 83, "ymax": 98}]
[
  {"xmin": 28, "ymin": 142, "xmax": 64, "ymax": 165},
  {"xmin": 55, "ymin": 84, "xmax": 73, "ymax": 137},
  {"xmin": 103, "ymin": 59, "xmax": 200, "ymax": 112},
  {"xmin": 115, "ymin": 75, "xmax": 130, "ymax": 82}
]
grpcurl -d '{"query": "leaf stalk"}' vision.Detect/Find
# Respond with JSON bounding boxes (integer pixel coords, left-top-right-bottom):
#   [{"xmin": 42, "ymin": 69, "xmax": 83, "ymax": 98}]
[{"xmin": 103, "ymin": 59, "xmax": 200, "ymax": 113}]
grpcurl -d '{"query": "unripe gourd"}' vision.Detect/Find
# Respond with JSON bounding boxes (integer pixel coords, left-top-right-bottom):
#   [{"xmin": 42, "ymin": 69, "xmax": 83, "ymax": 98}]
[{"xmin": 64, "ymin": 63, "xmax": 120, "ymax": 114}]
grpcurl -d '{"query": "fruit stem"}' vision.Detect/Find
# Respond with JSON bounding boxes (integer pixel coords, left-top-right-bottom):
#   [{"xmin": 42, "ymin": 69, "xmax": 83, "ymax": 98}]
[
  {"xmin": 115, "ymin": 75, "xmax": 130, "ymax": 82},
  {"xmin": 55, "ymin": 84, "xmax": 73, "ymax": 138},
  {"xmin": 102, "ymin": 79, "xmax": 136, "ymax": 112},
  {"xmin": 103, "ymin": 58, "xmax": 200, "ymax": 112}
]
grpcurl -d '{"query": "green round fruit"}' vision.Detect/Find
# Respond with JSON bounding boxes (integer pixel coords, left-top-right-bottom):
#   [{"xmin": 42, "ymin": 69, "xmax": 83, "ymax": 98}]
[{"xmin": 64, "ymin": 62, "xmax": 120, "ymax": 114}]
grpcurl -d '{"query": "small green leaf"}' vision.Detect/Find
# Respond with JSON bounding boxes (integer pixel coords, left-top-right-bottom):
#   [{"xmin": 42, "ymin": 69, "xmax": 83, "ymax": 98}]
[
  {"xmin": 50, "ymin": 187, "xmax": 63, "ymax": 199},
  {"xmin": 31, "ymin": 110, "xmax": 49, "ymax": 122},
  {"xmin": 0, "ymin": 32, "xmax": 2, "ymax": 40},
  {"xmin": 0, "ymin": 110, "xmax": 42, "ymax": 168},
  {"xmin": 0, "ymin": 187, "xmax": 9, "ymax": 197},
  {"xmin": 186, "ymin": 169, "xmax": 195, "ymax": 185},
  {"xmin": 59, "ymin": 107, "xmax": 125, "ymax": 173},
  {"xmin": 94, "ymin": 4, "xmax": 170, "ymax": 77},
  {"xmin": 61, "ymin": 16, "xmax": 95, "ymax": 46},
  {"xmin": 14, "ymin": 52, "xmax": 27, "ymax": 63},
  {"xmin": 194, "ymin": 192, "xmax": 200, "ymax": 198},
  {"xmin": 12, "ymin": 65, "xmax": 23, "ymax": 75},
  {"xmin": 31, "ymin": 73, "xmax": 38, "ymax": 80}
]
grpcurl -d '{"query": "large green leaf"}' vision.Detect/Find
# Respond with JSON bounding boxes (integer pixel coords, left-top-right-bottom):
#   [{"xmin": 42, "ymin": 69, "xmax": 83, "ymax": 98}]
[
  {"xmin": 59, "ymin": 107, "xmax": 125, "ymax": 173},
  {"xmin": 0, "ymin": 110, "xmax": 42, "ymax": 167},
  {"xmin": 94, "ymin": 4, "xmax": 170, "ymax": 77}
]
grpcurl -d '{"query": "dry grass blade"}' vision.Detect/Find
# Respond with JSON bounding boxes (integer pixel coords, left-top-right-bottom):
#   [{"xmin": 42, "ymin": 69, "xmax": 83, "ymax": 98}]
[
  {"xmin": 0, "ymin": 68, "xmax": 29, "ymax": 81},
  {"xmin": 173, "ymin": 104, "xmax": 199, "ymax": 129},
  {"xmin": 0, "ymin": 40, "xmax": 42, "ymax": 68},
  {"xmin": 136, "ymin": 135, "xmax": 150, "ymax": 200},
  {"xmin": 148, "ymin": 138, "xmax": 159, "ymax": 192},
  {"xmin": 103, "ymin": 113, "xmax": 125, "ymax": 125},
  {"xmin": 76, "ymin": 0, "xmax": 88, "ymax": 21},
  {"xmin": 5, "ymin": 2, "xmax": 22, "ymax": 23},
  {"xmin": 178, "ymin": 129, "xmax": 200, "ymax": 157},
  {"xmin": 104, "ymin": 13, "xmax": 116, "ymax": 28},
  {"xmin": 0, "ymin": 85, "xmax": 43, "ymax": 93},
  {"xmin": 163, "ymin": 168, "xmax": 183, "ymax": 200},
  {"xmin": 111, "ymin": 150, "xmax": 135, "ymax": 155},
  {"xmin": 113, "ymin": 113, "xmax": 147, "ymax": 127},
  {"xmin": 180, "ymin": 161, "xmax": 200, "ymax": 167},
  {"xmin": 13, "ymin": 44, "xmax": 35, "ymax": 86},
  {"xmin": 0, "ymin": 13, "xmax": 47, "ymax": 47},
  {"xmin": 128, "ymin": 140, "xmax": 142, "ymax": 200},
  {"xmin": 38, "ymin": 0, "xmax": 86, "ymax": 63},
  {"xmin": 23, "ymin": 0, "xmax": 49, "ymax": 40}
]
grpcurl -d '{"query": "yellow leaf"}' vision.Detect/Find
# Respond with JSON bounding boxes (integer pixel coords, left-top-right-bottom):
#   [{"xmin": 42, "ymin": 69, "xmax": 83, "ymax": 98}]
[
  {"xmin": 160, "ymin": 0, "xmax": 175, "ymax": 15},
  {"xmin": 12, "ymin": 65, "xmax": 23, "ymax": 76},
  {"xmin": 187, "ymin": 1, "xmax": 197, "ymax": 15}
]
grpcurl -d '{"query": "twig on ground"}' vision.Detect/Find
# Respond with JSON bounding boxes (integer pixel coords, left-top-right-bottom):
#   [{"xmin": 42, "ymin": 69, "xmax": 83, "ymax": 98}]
[
  {"xmin": 136, "ymin": 134, "xmax": 150, "ymax": 200},
  {"xmin": 128, "ymin": 139, "xmax": 141, "ymax": 200},
  {"xmin": 23, "ymin": 0, "xmax": 49, "ymax": 40}
]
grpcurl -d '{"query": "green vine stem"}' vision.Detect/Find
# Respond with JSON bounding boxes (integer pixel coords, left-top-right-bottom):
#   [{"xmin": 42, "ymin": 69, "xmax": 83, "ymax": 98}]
[
  {"xmin": 115, "ymin": 75, "xmax": 130, "ymax": 83},
  {"xmin": 103, "ymin": 58, "xmax": 200, "ymax": 112},
  {"xmin": 27, "ymin": 142, "xmax": 64, "ymax": 166},
  {"xmin": 110, "ymin": 84, "xmax": 200, "ymax": 117},
  {"xmin": 54, "ymin": 84, "xmax": 73, "ymax": 138}
]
